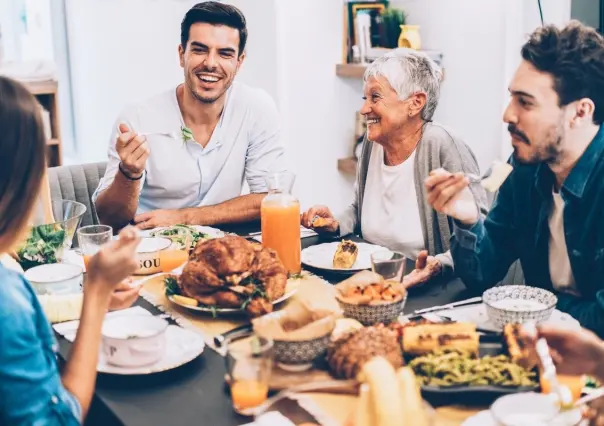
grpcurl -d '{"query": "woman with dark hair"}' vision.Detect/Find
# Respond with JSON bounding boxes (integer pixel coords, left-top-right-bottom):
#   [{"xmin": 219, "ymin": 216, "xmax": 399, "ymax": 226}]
[{"xmin": 0, "ymin": 76, "xmax": 140, "ymax": 424}]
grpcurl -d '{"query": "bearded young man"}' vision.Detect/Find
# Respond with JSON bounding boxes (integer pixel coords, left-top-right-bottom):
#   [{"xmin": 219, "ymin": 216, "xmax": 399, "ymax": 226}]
[
  {"xmin": 94, "ymin": 2, "xmax": 285, "ymax": 230},
  {"xmin": 425, "ymin": 21, "xmax": 604, "ymax": 337}
]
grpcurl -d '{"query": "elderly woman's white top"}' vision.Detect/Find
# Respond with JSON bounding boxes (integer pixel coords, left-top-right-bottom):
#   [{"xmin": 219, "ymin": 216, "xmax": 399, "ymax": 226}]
[{"xmin": 361, "ymin": 142, "xmax": 425, "ymax": 259}]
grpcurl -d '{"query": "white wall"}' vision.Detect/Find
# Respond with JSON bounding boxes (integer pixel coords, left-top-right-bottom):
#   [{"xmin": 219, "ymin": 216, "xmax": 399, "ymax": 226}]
[
  {"xmin": 60, "ymin": 0, "xmax": 571, "ymax": 215},
  {"xmin": 65, "ymin": 0, "xmax": 198, "ymax": 163}
]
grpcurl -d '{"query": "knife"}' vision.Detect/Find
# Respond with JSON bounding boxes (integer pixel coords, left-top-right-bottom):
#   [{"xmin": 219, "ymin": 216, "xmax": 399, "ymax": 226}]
[
  {"xmin": 213, "ymin": 323, "xmax": 253, "ymax": 348},
  {"xmin": 407, "ymin": 296, "xmax": 483, "ymax": 317}
]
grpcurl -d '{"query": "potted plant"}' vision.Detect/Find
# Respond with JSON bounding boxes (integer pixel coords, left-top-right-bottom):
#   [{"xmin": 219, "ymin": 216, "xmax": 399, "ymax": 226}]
[{"xmin": 380, "ymin": 7, "xmax": 406, "ymax": 49}]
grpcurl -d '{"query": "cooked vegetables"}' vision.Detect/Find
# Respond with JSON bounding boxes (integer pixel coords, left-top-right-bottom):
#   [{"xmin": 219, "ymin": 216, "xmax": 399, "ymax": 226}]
[
  {"xmin": 151, "ymin": 224, "xmax": 210, "ymax": 250},
  {"xmin": 17, "ymin": 224, "xmax": 67, "ymax": 270},
  {"xmin": 409, "ymin": 349, "xmax": 538, "ymax": 388}
]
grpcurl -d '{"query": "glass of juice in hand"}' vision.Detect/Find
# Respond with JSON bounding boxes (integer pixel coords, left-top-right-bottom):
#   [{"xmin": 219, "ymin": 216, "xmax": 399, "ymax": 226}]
[
  {"xmin": 225, "ymin": 333, "xmax": 274, "ymax": 416},
  {"xmin": 77, "ymin": 225, "xmax": 113, "ymax": 271}
]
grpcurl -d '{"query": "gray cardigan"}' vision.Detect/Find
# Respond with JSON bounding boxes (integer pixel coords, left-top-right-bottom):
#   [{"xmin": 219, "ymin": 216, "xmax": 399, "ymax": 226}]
[{"xmin": 338, "ymin": 122, "xmax": 489, "ymax": 277}]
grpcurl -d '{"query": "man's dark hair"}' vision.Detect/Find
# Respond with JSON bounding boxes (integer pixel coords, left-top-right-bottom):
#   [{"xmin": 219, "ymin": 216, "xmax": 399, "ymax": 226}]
[
  {"xmin": 521, "ymin": 20, "xmax": 604, "ymax": 125},
  {"xmin": 181, "ymin": 1, "xmax": 247, "ymax": 55}
]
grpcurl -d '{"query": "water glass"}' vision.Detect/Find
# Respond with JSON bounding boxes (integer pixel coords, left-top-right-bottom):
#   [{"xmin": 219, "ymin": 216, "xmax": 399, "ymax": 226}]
[
  {"xmin": 371, "ymin": 250, "xmax": 406, "ymax": 282},
  {"xmin": 77, "ymin": 225, "xmax": 113, "ymax": 271},
  {"xmin": 224, "ymin": 333, "xmax": 274, "ymax": 416}
]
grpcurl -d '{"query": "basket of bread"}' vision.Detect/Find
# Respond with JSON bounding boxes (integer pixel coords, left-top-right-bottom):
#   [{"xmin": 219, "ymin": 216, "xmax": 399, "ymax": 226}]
[{"xmin": 334, "ymin": 271, "xmax": 407, "ymax": 325}]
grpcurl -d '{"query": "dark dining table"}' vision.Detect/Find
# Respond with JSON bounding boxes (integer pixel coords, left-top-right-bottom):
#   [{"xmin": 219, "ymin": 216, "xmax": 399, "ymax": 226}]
[{"xmin": 55, "ymin": 222, "xmax": 472, "ymax": 426}]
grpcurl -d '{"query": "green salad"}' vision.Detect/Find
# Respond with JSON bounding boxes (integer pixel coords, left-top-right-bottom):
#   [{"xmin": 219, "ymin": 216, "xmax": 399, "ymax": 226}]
[
  {"xmin": 151, "ymin": 224, "xmax": 210, "ymax": 250},
  {"xmin": 17, "ymin": 224, "xmax": 67, "ymax": 270}
]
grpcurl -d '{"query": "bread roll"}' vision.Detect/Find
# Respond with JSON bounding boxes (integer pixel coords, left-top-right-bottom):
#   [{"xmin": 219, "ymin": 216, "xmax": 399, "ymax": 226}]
[{"xmin": 333, "ymin": 240, "xmax": 358, "ymax": 269}]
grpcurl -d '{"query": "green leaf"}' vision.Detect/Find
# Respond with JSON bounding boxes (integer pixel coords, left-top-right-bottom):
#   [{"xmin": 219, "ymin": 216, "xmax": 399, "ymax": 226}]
[
  {"xmin": 164, "ymin": 276, "xmax": 180, "ymax": 296},
  {"xmin": 181, "ymin": 125, "xmax": 194, "ymax": 145}
]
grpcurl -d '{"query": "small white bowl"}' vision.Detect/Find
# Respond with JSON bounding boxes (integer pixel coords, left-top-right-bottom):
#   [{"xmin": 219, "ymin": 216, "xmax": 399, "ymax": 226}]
[
  {"xmin": 491, "ymin": 392, "xmax": 558, "ymax": 426},
  {"xmin": 101, "ymin": 315, "xmax": 168, "ymax": 368},
  {"xmin": 134, "ymin": 237, "xmax": 172, "ymax": 275},
  {"xmin": 483, "ymin": 285, "xmax": 557, "ymax": 328},
  {"xmin": 24, "ymin": 263, "xmax": 83, "ymax": 295}
]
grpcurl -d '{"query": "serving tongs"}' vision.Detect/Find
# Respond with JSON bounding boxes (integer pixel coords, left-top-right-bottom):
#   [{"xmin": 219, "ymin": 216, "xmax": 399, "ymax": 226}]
[{"xmin": 213, "ymin": 323, "xmax": 253, "ymax": 348}]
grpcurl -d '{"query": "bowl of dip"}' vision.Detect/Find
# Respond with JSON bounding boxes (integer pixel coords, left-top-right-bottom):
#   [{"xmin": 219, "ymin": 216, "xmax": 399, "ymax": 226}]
[
  {"xmin": 24, "ymin": 263, "xmax": 83, "ymax": 295},
  {"xmin": 483, "ymin": 285, "xmax": 557, "ymax": 329},
  {"xmin": 101, "ymin": 315, "xmax": 168, "ymax": 367},
  {"xmin": 134, "ymin": 237, "xmax": 172, "ymax": 275}
]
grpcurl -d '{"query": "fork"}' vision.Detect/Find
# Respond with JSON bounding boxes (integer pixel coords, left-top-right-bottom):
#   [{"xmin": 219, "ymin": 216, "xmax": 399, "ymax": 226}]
[
  {"xmin": 116, "ymin": 125, "xmax": 178, "ymax": 140},
  {"xmin": 466, "ymin": 160, "xmax": 513, "ymax": 191}
]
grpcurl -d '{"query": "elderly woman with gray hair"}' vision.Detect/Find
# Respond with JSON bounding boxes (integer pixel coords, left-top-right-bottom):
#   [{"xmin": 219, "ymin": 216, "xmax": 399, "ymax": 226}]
[{"xmin": 302, "ymin": 48, "xmax": 487, "ymax": 288}]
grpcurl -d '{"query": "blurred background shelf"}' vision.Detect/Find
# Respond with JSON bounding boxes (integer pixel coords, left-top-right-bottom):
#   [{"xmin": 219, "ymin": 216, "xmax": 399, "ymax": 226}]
[
  {"xmin": 23, "ymin": 80, "xmax": 63, "ymax": 167},
  {"xmin": 335, "ymin": 63, "xmax": 368, "ymax": 78},
  {"xmin": 336, "ymin": 62, "xmax": 445, "ymax": 81}
]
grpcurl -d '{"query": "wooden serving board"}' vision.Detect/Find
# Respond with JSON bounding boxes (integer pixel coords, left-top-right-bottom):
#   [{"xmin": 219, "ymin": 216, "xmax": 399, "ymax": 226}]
[{"xmin": 269, "ymin": 365, "xmax": 356, "ymax": 394}]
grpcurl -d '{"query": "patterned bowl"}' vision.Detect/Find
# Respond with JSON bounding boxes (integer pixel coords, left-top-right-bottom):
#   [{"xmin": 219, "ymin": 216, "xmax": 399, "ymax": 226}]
[
  {"xmin": 273, "ymin": 333, "xmax": 333, "ymax": 372},
  {"xmin": 482, "ymin": 285, "xmax": 557, "ymax": 329},
  {"xmin": 337, "ymin": 294, "xmax": 408, "ymax": 326}
]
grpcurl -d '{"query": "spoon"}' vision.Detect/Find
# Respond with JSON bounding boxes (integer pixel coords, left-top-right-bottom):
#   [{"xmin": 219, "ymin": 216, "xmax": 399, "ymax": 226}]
[
  {"xmin": 574, "ymin": 387, "xmax": 604, "ymax": 408},
  {"xmin": 524, "ymin": 322, "xmax": 574, "ymax": 409}
]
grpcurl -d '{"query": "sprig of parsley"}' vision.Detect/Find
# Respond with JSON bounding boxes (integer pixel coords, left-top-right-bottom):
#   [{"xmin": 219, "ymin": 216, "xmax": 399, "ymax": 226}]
[
  {"xmin": 164, "ymin": 276, "xmax": 180, "ymax": 296},
  {"xmin": 181, "ymin": 125, "xmax": 194, "ymax": 145}
]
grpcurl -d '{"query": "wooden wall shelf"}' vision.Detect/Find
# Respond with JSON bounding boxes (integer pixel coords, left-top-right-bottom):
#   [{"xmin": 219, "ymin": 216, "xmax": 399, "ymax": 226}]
[
  {"xmin": 336, "ymin": 63, "xmax": 368, "ymax": 79},
  {"xmin": 338, "ymin": 157, "xmax": 358, "ymax": 175},
  {"xmin": 336, "ymin": 63, "xmax": 445, "ymax": 81},
  {"xmin": 22, "ymin": 80, "xmax": 63, "ymax": 167}
]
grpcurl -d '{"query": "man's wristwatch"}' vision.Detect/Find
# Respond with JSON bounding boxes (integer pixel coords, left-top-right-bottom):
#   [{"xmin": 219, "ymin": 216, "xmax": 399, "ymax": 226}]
[{"xmin": 118, "ymin": 163, "xmax": 144, "ymax": 181}]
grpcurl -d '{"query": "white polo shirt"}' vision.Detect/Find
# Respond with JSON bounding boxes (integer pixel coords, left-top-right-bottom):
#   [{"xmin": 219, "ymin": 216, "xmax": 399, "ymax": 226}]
[{"xmin": 93, "ymin": 82, "xmax": 285, "ymax": 214}]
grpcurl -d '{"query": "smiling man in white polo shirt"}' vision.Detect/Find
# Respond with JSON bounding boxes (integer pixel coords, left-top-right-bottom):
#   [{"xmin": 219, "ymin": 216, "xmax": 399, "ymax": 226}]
[{"xmin": 94, "ymin": 2, "xmax": 285, "ymax": 230}]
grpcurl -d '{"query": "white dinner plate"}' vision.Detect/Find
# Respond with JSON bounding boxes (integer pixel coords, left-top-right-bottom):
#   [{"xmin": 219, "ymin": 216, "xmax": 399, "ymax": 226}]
[
  {"xmin": 167, "ymin": 278, "xmax": 300, "ymax": 315},
  {"xmin": 300, "ymin": 241, "xmax": 387, "ymax": 272},
  {"xmin": 140, "ymin": 225, "xmax": 225, "ymax": 239},
  {"xmin": 98, "ymin": 325, "xmax": 205, "ymax": 375},
  {"xmin": 433, "ymin": 303, "xmax": 581, "ymax": 332},
  {"xmin": 462, "ymin": 409, "xmax": 587, "ymax": 426}
]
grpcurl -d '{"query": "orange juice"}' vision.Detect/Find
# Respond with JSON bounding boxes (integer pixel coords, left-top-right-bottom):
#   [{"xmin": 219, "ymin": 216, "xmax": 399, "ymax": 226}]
[
  {"xmin": 159, "ymin": 249, "xmax": 189, "ymax": 272},
  {"xmin": 540, "ymin": 374, "xmax": 583, "ymax": 401},
  {"xmin": 261, "ymin": 200, "xmax": 301, "ymax": 274},
  {"xmin": 230, "ymin": 380, "xmax": 269, "ymax": 410},
  {"xmin": 83, "ymin": 254, "xmax": 92, "ymax": 272}
]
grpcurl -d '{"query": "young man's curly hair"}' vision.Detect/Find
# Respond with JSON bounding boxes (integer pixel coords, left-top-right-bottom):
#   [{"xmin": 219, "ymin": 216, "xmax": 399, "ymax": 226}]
[{"xmin": 521, "ymin": 20, "xmax": 604, "ymax": 125}]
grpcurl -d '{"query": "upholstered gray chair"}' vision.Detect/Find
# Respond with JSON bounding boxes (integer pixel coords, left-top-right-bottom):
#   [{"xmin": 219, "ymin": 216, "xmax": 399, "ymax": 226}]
[{"xmin": 47, "ymin": 162, "xmax": 107, "ymax": 228}]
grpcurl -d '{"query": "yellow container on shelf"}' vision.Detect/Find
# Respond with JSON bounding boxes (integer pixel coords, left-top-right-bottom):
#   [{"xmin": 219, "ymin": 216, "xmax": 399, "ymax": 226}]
[{"xmin": 398, "ymin": 25, "xmax": 421, "ymax": 50}]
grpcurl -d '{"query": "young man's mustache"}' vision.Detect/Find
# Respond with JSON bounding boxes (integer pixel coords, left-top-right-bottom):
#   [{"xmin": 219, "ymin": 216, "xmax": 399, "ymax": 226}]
[{"xmin": 508, "ymin": 124, "xmax": 530, "ymax": 144}]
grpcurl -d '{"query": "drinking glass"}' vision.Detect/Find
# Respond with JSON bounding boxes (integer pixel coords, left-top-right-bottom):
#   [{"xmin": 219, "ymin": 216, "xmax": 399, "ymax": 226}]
[
  {"xmin": 371, "ymin": 250, "xmax": 406, "ymax": 282},
  {"xmin": 224, "ymin": 333, "xmax": 274, "ymax": 416},
  {"xmin": 159, "ymin": 232, "xmax": 192, "ymax": 272},
  {"xmin": 77, "ymin": 225, "xmax": 113, "ymax": 271}
]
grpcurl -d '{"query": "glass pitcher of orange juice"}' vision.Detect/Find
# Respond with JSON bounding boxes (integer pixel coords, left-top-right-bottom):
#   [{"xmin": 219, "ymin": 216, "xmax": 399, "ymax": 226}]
[{"xmin": 261, "ymin": 171, "xmax": 301, "ymax": 274}]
